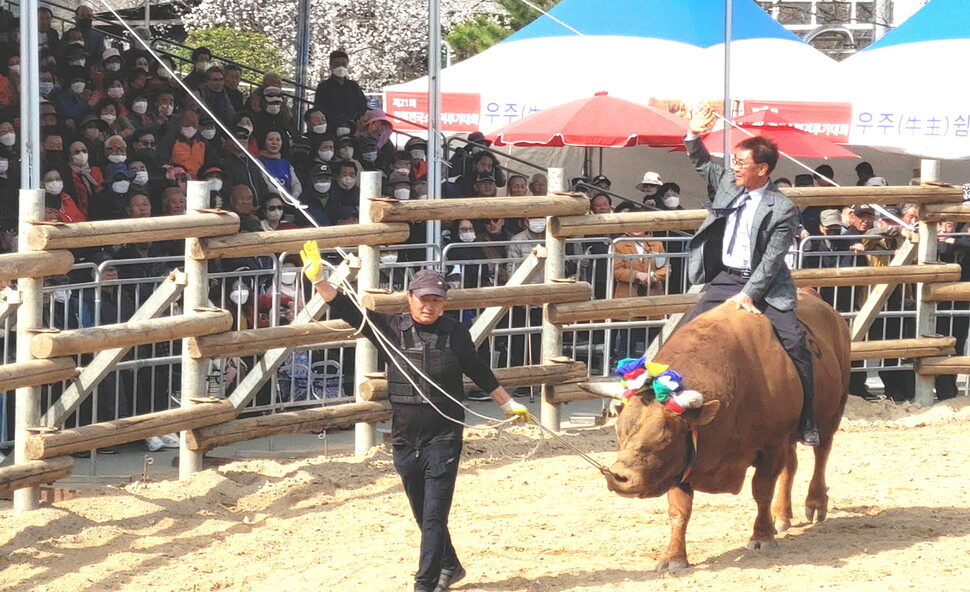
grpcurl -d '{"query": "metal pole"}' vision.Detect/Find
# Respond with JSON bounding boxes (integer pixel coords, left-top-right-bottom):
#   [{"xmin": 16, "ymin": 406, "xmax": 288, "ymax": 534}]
[
  {"xmin": 914, "ymin": 158, "xmax": 941, "ymax": 407},
  {"xmin": 722, "ymin": 0, "xmax": 733, "ymax": 160},
  {"xmin": 355, "ymin": 171, "xmax": 381, "ymax": 454},
  {"xmin": 294, "ymin": 0, "xmax": 312, "ymax": 132},
  {"xmin": 873, "ymin": 0, "xmax": 890, "ymax": 42},
  {"xmin": 20, "ymin": 0, "xmax": 40, "ymax": 187},
  {"xmin": 426, "ymin": 0, "xmax": 443, "ymax": 263},
  {"xmin": 144, "ymin": 0, "xmax": 150, "ymax": 30},
  {"xmin": 540, "ymin": 167, "xmax": 566, "ymax": 432},
  {"xmin": 14, "ymin": 189, "xmax": 44, "ymax": 513},
  {"xmin": 179, "ymin": 181, "xmax": 208, "ymax": 479}
]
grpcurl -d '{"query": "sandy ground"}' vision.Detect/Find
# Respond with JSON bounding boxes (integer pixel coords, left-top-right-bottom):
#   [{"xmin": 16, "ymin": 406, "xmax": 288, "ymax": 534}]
[{"xmin": 3, "ymin": 396, "xmax": 970, "ymax": 592}]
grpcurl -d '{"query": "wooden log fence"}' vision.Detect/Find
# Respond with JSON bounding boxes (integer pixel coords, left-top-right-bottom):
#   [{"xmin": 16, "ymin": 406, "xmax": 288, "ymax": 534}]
[
  {"xmin": 849, "ymin": 337, "xmax": 955, "ymax": 362},
  {"xmin": 25, "ymin": 399, "xmax": 237, "ymax": 460},
  {"xmin": 791, "ymin": 263, "xmax": 961, "ymax": 288},
  {"xmin": 190, "ymin": 222, "xmax": 412, "ymax": 259},
  {"xmin": 359, "ymin": 359, "xmax": 588, "ymax": 402},
  {"xmin": 0, "ymin": 357, "xmax": 77, "ymax": 393},
  {"xmin": 186, "ymin": 401, "xmax": 391, "ymax": 452},
  {"xmin": 548, "ymin": 294, "xmax": 700, "ymax": 324},
  {"xmin": 26, "ymin": 212, "xmax": 239, "ymax": 251},
  {"xmin": 0, "ymin": 250, "xmax": 74, "ymax": 282},
  {"xmin": 362, "ymin": 281, "xmax": 592, "ymax": 313},
  {"xmin": 916, "ymin": 356, "xmax": 970, "ymax": 375},
  {"xmin": 29, "ymin": 309, "xmax": 233, "ymax": 359},
  {"xmin": 370, "ymin": 194, "xmax": 590, "ymax": 223},
  {"xmin": 187, "ymin": 319, "xmax": 358, "ymax": 359},
  {"xmin": 0, "ymin": 457, "xmax": 74, "ymax": 498}
]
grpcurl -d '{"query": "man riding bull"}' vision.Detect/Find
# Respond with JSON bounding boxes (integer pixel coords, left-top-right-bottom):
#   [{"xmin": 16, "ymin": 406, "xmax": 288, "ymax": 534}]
[
  {"xmin": 300, "ymin": 242, "xmax": 529, "ymax": 592},
  {"xmin": 680, "ymin": 105, "xmax": 819, "ymax": 448}
]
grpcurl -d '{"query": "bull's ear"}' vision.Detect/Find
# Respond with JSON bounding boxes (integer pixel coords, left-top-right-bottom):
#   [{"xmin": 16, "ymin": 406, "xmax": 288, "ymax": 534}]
[{"xmin": 690, "ymin": 400, "xmax": 720, "ymax": 427}]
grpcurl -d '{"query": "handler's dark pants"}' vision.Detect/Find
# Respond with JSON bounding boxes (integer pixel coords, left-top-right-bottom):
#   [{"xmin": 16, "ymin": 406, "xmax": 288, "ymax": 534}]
[
  {"xmin": 393, "ymin": 438, "xmax": 463, "ymax": 590},
  {"xmin": 681, "ymin": 271, "xmax": 816, "ymax": 432}
]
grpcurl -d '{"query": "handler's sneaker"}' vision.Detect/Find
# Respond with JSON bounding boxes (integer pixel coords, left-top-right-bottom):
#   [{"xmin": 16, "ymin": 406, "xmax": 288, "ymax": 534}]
[
  {"xmin": 435, "ymin": 565, "xmax": 466, "ymax": 592},
  {"xmin": 800, "ymin": 428, "xmax": 820, "ymax": 448}
]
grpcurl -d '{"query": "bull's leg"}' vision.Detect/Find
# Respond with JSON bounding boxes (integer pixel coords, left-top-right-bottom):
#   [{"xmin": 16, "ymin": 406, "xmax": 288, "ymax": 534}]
[
  {"xmin": 771, "ymin": 443, "xmax": 798, "ymax": 533},
  {"xmin": 657, "ymin": 483, "xmax": 693, "ymax": 572},
  {"xmin": 748, "ymin": 447, "xmax": 787, "ymax": 550},
  {"xmin": 805, "ymin": 430, "xmax": 834, "ymax": 523}
]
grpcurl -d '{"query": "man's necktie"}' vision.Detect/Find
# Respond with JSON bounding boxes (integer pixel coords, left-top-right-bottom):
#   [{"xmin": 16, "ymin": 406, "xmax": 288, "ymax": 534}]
[{"xmin": 726, "ymin": 191, "xmax": 750, "ymax": 256}]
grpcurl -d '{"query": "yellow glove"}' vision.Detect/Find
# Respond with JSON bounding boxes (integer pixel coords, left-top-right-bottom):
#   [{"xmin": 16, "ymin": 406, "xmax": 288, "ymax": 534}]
[
  {"xmin": 300, "ymin": 240, "xmax": 326, "ymax": 284},
  {"xmin": 500, "ymin": 400, "xmax": 531, "ymax": 424}
]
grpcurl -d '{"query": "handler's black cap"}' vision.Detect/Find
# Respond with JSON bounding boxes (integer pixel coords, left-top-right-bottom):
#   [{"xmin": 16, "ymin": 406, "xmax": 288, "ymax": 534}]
[{"xmin": 409, "ymin": 269, "xmax": 449, "ymax": 298}]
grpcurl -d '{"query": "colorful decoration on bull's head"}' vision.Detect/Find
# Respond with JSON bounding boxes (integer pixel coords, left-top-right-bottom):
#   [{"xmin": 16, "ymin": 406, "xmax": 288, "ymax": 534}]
[{"xmin": 614, "ymin": 356, "xmax": 704, "ymax": 414}]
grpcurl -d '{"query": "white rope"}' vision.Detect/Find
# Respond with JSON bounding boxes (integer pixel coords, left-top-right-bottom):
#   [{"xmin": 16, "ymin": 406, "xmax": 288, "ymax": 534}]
[{"xmin": 712, "ymin": 111, "xmax": 914, "ymax": 231}]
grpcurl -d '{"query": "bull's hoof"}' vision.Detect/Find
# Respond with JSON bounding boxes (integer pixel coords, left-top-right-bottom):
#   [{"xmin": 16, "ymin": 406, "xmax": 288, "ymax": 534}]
[
  {"xmin": 746, "ymin": 539, "xmax": 778, "ymax": 551},
  {"xmin": 655, "ymin": 558, "xmax": 690, "ymax": 572},
  {"xmin": 774, "ymin": 517, "xmax": 791, "ymax": 533},
  {"xmin": 805, "ymin": 505, "xmax": 828, "ymax": 524}
]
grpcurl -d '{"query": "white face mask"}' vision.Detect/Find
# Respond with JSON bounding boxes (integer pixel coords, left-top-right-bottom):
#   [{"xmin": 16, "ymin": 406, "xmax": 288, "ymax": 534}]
[
  {"xmin": 9, "ymin": 64, "xmax": 20, "ymax": 75},
  {"xmin": 380, "ymin": 252, "xmax": 399, "ymax": 264},
  {"xmin": 0, "ymin": 158, "xmax": 8, "ymax": 174},
  {"xmin": 71, "ymin": 151, "xmax": 89, "ymax": 166},
  {"xmin": 52, "ymin": 288, "xmax": 72, "ymax": 303},
  {"xmin": 265, "ymin": 103, "xmax": 281, "ymax": 115},
  {"xmin": 107, "ymin": 86, "xmax": 124, "ymax": 99},
  {"xmin": 158, "ymin": 69, "xmax": 171, "ymax": 80},
  {"xmin": 0, "ymin": 132, "xmax": 15, "ymax": 147},
  {"xmin": 265, "ymin": 207, "xmax": 283, "ymax": 223},
  {"xmin": 332, "ymin": 66, "xmax": 348, "ymax": 78},
  {"xmin": 195, "ymin": 60, "xmax": 211, "ymax": 72},
  {"xmin": 664, "ymin": 194, "xmax": 680, "ymax": 209},
  {"xmin": 112, "ymin": 180, "xmax": 131, "ymax": 194},
  {"xmin": 459, "ymin": 230, "xmax": 476, "ymax": 243},
  {"xmin": 105, "ymin": 62, "xmax": 121, "ymax": 72},
  {"xmin": 132, "ymin": 100, "xmax": 148, "ymax": 114},
  {"xmin": 338, "ymin": 147, "xmax": 353, "ymax": 159},
  {"xmin": 201, "ymin": 129, "xmax": 216, "ymax": 140},
  {"xmin": 411, "ymin": 149, "xmax": 426, "ymax": 160},
  {"xmin": 394, "ymin": 187, "xmax": 410, "ymax": 200},
  {"xmin": 362, "ymin": 151, "xmax": 377, "ymax": 162},
  {"xmin": 70, "ymin": 59, "xmax": 86, "ymax": 67},
  {"xmin": 133, "ymin": 170, "xmax": 149, "ymax": 185},
  {"xmin": 107, "ymin": 153, "xmax": 126, "ymax": 164},
  {"xmin": 71, "ymin": 81, "xmax": 86, "ymax": 94},
  {"xmin": 207, "ymin": 178, "xmax": 223, "ymax": 192},
  {"xmin": 527, "ymin": 218, "xmax": 546, "ymax": 233},
  {"xmin": 338, "ymin": 176, "xmax": 356, "ymax": 190},
  {"xmin": 313, "ymin": 180, "xmax": 331, "ymax": 193},
  {"xmin": 160, "ymin": 104, "xmax": 174, "ymax": 116},
  {"xmin": 181, "ymin": 126, "xmax": 197, "ymax": 139},
  {"xmin": 312, "ymin": 124, "xmax": 327, "ymax": 134},
  {"xmin": 318, "ymin": 149, "xmax": 334, "ymax": 162},
  {"xmin": 40, "ymin": 81, "xmax": 54, "ymax": 95},
  {"xmin": 45, "ymin": 180, "xmax": 63, "ymax": 194},
  {"xmin": 101, "ymin": 113, "xmax": 117, "ymax": 125},
  {"xmin": 336, "ymin": 126, "xmax": 350, "ymax": 137},
  {"xmin": 228, "ymin": 288, "xmax": 249, "ymax": 305},
  {"xmin": 394, "ymin": 167, "xmax": 410, "ymax": 175}
]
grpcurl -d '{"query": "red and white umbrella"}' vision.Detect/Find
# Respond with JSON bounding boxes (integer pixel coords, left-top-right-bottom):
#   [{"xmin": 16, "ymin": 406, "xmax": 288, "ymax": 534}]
[{"xmin": 486, "ymin": 92, "xmax": 688, "ymax": 148}]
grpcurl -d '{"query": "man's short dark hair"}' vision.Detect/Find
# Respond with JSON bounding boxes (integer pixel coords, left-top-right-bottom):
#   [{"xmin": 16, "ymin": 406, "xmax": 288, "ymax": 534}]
[
  {"xmin": 333, "ymin": 161, "xmax": 356, "ymax": 177},
  {"xmin": 224, "ymin": 63, "xmax": 242, "ymax": 74},
  {"xmin": 329, "ymin": 50, "xmax": 349, "ymax": 62},
  {"xmin": 814, "ymin": 164, "xmax": 834, "ymax": 179},
  {"xmin": 205, "ymin": 66, "xmax": 224, "ymax": 79},
  {"xmin": 736, "ymin": 136, "xmax": 779, "ymax": 174},
  {"xmin": 191, "ymin": 47, "xmax": 212, "ymax": 61}
]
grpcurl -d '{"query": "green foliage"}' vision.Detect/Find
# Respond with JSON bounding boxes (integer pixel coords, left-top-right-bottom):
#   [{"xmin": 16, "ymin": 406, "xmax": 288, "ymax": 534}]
[
  {"xmin": 182, "ymin": 27, "xmax": 292, "ymax": 77},
  {"xmin": 445, "ymin": 0, "xmax": 562, "ymax": 61}
]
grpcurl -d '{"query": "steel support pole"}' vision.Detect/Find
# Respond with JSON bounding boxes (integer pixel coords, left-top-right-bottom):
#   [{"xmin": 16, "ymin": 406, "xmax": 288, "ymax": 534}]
[
  {"xmin": 14, "ymin": 190, "xmax": 44, "ymax": 513},
  {"xmin": 355, "ymin": 171, "xmax": 381, "ymax": 454},
  {"xmin": 179, "ymin": 181, "xmax": 208, "ymax": 479},
  {"xmin": 540, "ymin": 168, "xmax": 566, "ymax": 432},
  {"xmin": 426, "ymin": 0, "xmax": 443, "ymax": 262},
  {"xmin": 294, "ymin": 0, "xmax": 312, "ymax": 131},
  {"xmin": 915, "ymin": 159, "xmax": 942, "ymax": 407},
  {"xmin": 722, "ymin": 0, "xmax": 733, "ymax": 160}
]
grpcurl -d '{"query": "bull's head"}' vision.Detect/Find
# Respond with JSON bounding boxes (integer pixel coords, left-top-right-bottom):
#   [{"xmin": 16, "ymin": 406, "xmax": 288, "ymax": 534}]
[{"xmin": 604, "ymin": 390, "xmax": 720, "ymax": 498}]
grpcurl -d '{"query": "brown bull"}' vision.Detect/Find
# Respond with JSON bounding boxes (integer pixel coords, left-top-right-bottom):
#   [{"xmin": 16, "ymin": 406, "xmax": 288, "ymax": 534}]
[{"xmin": 604, "ymin": 290, "xmax": 850, "ymax": 570}]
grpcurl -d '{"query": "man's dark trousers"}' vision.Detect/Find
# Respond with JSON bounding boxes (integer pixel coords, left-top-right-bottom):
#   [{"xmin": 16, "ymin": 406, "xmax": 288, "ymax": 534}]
[
  {"xmin": 681, "ymin": 271, "xmax": 816, "ymax": 430},
  {"xmin": 393, "ymin": 438, "xmax": 464, "ymax": 590}
]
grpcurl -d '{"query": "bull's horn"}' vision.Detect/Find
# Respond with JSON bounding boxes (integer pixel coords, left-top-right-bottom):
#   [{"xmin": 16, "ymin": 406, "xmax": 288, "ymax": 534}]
[
  {"xmin": 673, "ymin": 390, "xmax": 704, "ymax": 409},
  {"xmin": 578, "ymin": 381, "xmax": 624, "ymax": 399}
]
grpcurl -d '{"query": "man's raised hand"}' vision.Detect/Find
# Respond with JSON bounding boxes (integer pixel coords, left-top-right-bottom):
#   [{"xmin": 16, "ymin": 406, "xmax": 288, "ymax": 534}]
[{"xmin": 688, "ymin": 105, "xmax": 718, "ymax": 135}]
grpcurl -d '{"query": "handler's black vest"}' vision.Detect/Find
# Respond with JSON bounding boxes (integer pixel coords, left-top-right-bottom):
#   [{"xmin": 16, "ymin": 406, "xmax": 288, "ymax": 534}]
[{"xmin": 386, "ymin": 315, "xmax": 464, "ymax": 405}]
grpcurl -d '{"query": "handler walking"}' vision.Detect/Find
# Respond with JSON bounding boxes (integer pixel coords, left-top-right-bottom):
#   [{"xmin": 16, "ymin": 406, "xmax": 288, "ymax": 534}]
[
  {"xmin": 301, "ymin": 241, "xmax": 529, "ymax": 592},
  {"xmin": 680, "ymin": 106, "xmax": 819, "ymax": 447}
]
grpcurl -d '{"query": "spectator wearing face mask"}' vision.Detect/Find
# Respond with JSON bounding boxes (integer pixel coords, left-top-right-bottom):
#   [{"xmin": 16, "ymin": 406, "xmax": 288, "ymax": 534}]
[
  {"xmin": 58, "ymin": 65, "xmax": 92, "ymax": 121},
  {"xmin": 302, "ymin": 162, "xmax": 333, "ymax": 226},
  {"xmin": 259, "ymin": 195, "xmax": 297, "ymax": 232},
  {"xmin": 197, "ymin": 66, "xmax": 235, "ymax": 123},
  {"xmin": 148, "ymin": 89, "xmax": 177, "ymax": 136},
  {"xmin": 126, "ymin": 90, "xmax": 153, "ymax": 131},
  {"xmin": 183, "ymin": 46, "xmax": 212, "ymax": 95},
  {"xmin": 252, "ymin": 79, "xmax": 297, "ymax": 146},
  {"xmin": 310, "ymin": 134, "xmax": 336, "ymax": 171},
  {"xmin": 126, "ymin": 159, "xmax": 153, "ymax": 200},
  {"xmin": 218, "ymin": 125, "xmax": 269, "ymax": 205},
  {"xmin": 89, "ymin": 161, "xmax": 134, "ymax": 221},
  {"xmin": 95, "ymin": 47, "xmax": 124, "ymax": 88},
  {"xmin": 43, "ymin": 163, "xmax": 85, "ymax": 223},
  {"xmin": 455, "ymin": 150, "xmax": 506, "ymax": 197},
  {"xmin": 657, "ymin": 182, "xmax": 682, "ymax": 210},
  {"xmin": 404, "ymin": 137, "xmax": 428, "ymax": 181},
  {"xmin": 386, "ymin": 171, "xmax": 412, "ymax": 201},
  {"xmin": 95, "ymin": 97, "xmax": 134, "ymax": 139},
  {"xmin": 326, "ymin": 160, "xmax": 359, "ymax": 222},
  {"xmin": 357, "ymin": 108, "xmax": 396, "ymax": 172},
  {"xmin": 303, "ymin": 108, "xmax": 329, "ymax": 146},
  {"xmin": 445, "ymin": 219, "xmax": 492, "ymax": 293},
  {"xmin": 313, "ymin": 50, "xmax": 368, "ymax": 128},
  {"xmin": 76, "ymin": 113, "xmax": 109, "ymax": 167},
  {"xmin": 67, "ymin": 140, "xmax": 103, "ymax": 217},
  {"xmin": 334, "ymin": 135, "xmax": 363, "ymax": 175},
  {"xmin": 258, "ymin": 128, "xmax": 302, "ymax": 199},
  {"xmin": 200, "ymin": 165, "xmax": 227, "ymax": 209},
  {"xmin": 159, "ymin": 110, "xmax": 210, "ymax": 179}
]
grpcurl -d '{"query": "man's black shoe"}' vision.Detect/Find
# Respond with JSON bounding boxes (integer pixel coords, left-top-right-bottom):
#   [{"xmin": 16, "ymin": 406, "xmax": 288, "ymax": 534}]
[
  {"xmin": 800, "ymin": 428, "xmax": 820, "ymax": 448},
  {"xmin": 435, "ymin": 565, "xmax": 466, "ymax": 592}
]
